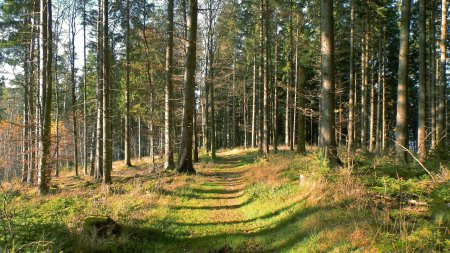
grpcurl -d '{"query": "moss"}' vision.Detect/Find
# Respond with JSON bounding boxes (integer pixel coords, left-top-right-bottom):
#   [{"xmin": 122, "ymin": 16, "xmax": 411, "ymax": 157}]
[{"xmin": 83, "ymin": 216, "xmax": 121, "ymax": 237}]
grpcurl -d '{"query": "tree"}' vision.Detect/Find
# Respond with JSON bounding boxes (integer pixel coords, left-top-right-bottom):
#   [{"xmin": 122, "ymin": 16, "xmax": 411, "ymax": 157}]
[
  {"xmin": 124, "ymin": 0, "xmax": 132, "ymax": 167},
  {"xmin": 347, "ymin": 0, "xmax": 355, "ymax": 168},
  {"xmin": 164, "ymin": 0, "xmax": 175, "ymax": 170},
  {"xmin": 418, "ymin": 0, "xmax": 427, "ymax": 161},
  {"xmin": 395, "ymin": 0, "xmax": 411, "ymax": 163},
  {"xmin": 102, "ymin": 0, "xmax": 112, "ymax": 184},
  {"xmin": 437, "ymin": 0, "xmax": 447, "ymax": 152},
  {"xmin": 178, "ymin": 0, "xmax": 197, "ymax": 174},
  {"xmin": 319, "ymin": 0, "xmax": 339, "ymax": 167},
  {"xmin": 38, "ymin": 0, "xmax": 53, "ymax": 194}
]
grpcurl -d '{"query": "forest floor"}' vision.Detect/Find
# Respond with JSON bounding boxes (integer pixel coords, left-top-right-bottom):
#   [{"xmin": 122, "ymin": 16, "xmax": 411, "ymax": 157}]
[{"xmin": 1, "ymin": 148, "xmax": 449, "ymax": 252}]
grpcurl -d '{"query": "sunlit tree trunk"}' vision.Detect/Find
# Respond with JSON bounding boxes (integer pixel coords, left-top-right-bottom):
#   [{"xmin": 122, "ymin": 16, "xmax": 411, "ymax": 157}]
[
  {"xmin": 437, "ymin": 0, "xmax": 447, "ymax": 152},
  {"xmin": 418, "ymin": 0, "xmax": 427, "ymax": 161},
  {"xmin": 164, "ymin": 0, "xmax": 175, "ymax": 169},
  {"xmin": 395, "ymin": 0, "xmax": 411, "ymax": 163},
  {"xmin": 178, "ymin": 0, "xmax": 198, "ymax": 173},
  {"xmin": 38, "ymin": 0, "xmax": 53, "ymax": 194},
  {"xmin": 347, "ymin": 0, "xmax": 355, "ymax": 168},
  {"xmin": 124, "ymin": 0, "xmax": 132, "ymax": 167},
  {"xmin": 320, "ymin": 0, "xmax": 340, "ymax": 167},
  {"xmin": 102, "ymin": 0, "xmax": 112, "ymax": 184}
]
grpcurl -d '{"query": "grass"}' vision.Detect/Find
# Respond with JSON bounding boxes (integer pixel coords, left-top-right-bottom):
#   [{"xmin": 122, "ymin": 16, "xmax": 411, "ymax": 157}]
[{"xmin": 0, "ymin": 147, "xmax": 449, "ymax": 252}]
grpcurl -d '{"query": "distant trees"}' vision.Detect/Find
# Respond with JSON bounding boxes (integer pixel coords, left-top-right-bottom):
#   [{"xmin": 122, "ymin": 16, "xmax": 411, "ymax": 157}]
[{"xmin": 0, "ymin": 0, "xmax": 449, "ymax": 187}]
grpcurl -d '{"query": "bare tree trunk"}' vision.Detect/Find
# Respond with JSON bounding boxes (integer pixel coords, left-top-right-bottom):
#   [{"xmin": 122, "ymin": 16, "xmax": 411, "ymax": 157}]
[
  {"xmin": 83, "ymin": 0, "xmax": 88, "ymax": 176},
  {"xmin": 347, "ymin": 0, "xmax": 355, "ymax": 169},
  {"xmin": 124, "ymin": 0, "xmax": 132, "ymax": 167},
  {"xmin": 164, "ymin": 0, "xmax": 175, "ymax": 169},
  {"xmin": 292, "ymin": 22, "xmax": 298, "ymax": 149},
  {"xmin": 375, "ymin": 26, "xmax": 384, "ymax": 154},
  {"xmin": 418, "ymin": 0, "xmax": 427, "ymax": 161},
  {"xmin": 320, "ymin": 0, "xmax": 340, "ymax": 167},
  {"xmin": 70, "ymin": 6, "xmax": 78, "ymax": 176},
  {"xmin": 102, "ymin": 0, "xmax": 112, "ymax": 184},
  {"xmin": 273, "ymin": 29, "xmax": 278, "ymax": 153},
  {"xmin": 430, "ymin": 0, "xmax": 437, "ymax": 150},
  {"xmin": 437, "ymin": 0, "xmax": 447, "ymax": 152},
  {"xmin": 297, "ymin": 66, "xmax": 306, "ymax": 154},
  {"xmin": 178, "ymin": 0, "xmax": 197, "ymax": 173},
  {"xmin": 263, "ymin": 0, "xmax": 270, "ymax": 155},
  {"xmin": 251, "ymin": 53, "xmax": 257, "ymax": 148},
  {"xmin": 95, "ymin": 0, "xmax": 103, "ymax": 179},
  {"xmin": 395, "ymin": 0, "xmax": 411, "ymax": 163},
  {"xmin": 286, "ymin": 0, "xmax": 293, "ymax": 149},
  {"xmin": 38, "ymin": 0, "xmax": 53, "ymax": 194},
  {"xmin": 369, "ymin": 47, "xmax": 375, "ymax": 153}
]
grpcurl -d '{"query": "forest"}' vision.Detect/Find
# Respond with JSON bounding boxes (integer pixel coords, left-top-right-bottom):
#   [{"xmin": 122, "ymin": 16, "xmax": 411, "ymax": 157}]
[{"xmin": 0, "ymin": 0, "xmax": 449, "ymax": 252}]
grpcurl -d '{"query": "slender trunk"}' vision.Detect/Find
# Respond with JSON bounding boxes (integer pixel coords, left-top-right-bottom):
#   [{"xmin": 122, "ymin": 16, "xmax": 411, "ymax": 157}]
[
  {"xmin": 395, "ymin": 0, "xmax": 411, "ymax": 163},
  {"xmin": 292, "ymin": 23, "xmax": 298, "ymax": 149},
  {"xmin": 375, "ymin": 26, "xmax": 384, "ymax": 154},
  {"xmin": 430, "ymin": 0, "xmax": 437, "ymax": 150},
  {"xmin": 38, "ymin": 0, "xmax": 52, "ymax": 194},
  {"xmin": 251, "ymin": 53, "xmax": 257, "ymax": 148},
  {"xmin": 263, "ymin": 0, "xmax": 270, "ymax": 155},
  {"xmin": 83, "ymin": 0, "xmax": 88, "ymax": 175},
  {"xmin": 418, "ymin": 0, "xmax": 427, "ymax": 161},
  {"xmin": 347, "ymin": 0, "xmax": 355, "ymax": 169},
  {"xmin": 297, "ymin": 66, "xmax": 306, "ymax": 154},
  {"xmin": 95, "ymin": 0, "xmax": 103, "ymax": 179},
  {"xmin": 164, "ymin": 0, "xmax": 175, "ymax": 169},
  {"xmin": 437, "ymin": 0, "xmax": 447, "ymax": 151},
  {"xmin": 124, "ymin": 0, "xmax": 132, "ymax": 167},
  {"xmin": 70, "ymin": 10, "xmax": 78, "ymax": 176},
  {"xmin": 102, "ymin": 0, "xmax": 112, "ymax": 184},
  {"xmin": 273, "ymin": 30, "xmax": 278, "ymax": 153},
  {"xmin": 369, "ymin": 47, "xmax": 375, "ymax": 152}
]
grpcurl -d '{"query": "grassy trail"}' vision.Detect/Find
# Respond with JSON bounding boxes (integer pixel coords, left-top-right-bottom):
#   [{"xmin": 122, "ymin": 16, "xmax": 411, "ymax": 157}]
[{"xmin": 133, "ymin": 150, "xmax": 359, "ymax": 252}]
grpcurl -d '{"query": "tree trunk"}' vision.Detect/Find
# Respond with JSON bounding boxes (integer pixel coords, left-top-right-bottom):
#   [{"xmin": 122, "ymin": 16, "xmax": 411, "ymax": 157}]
[
  {"xmin": 83, "ymin": 0, "xmax": 88, "ymax": 176},
  {"xmin": 430, "ymin": 0, "xmax": 437, "ymax": 150},
  {"xmin": 320, "ymin": 0, "xmax": 340, "ymax": 167},
  {"xmin": 437, "ymin": 0, "xmax": 447, "ymax": 152},
  {"xmin": 178, "ymin": 0, "xmax": 197, "ymax": 174},
  {"xmin": 369, "ymin": 47, "xmax": 375, "ymax": 153},
  {"xmin": 347, "ymin": 0, "xmax": 355, "ymax": 169},
  {"xmin": 38, "ymin": 0, "xmax": 53, "ymax": 194},
  {"xmin": 124, "ymin": 0, "xmax": 132, "ymax": 167},
  {"xmin": 251, "ymin": 53, "xmax": 257, "ymax": 148},
  {"xmin": 297, "ymin": 66, "xmax": 306, "ymax": 154},
  {"xmin": 418, "ymin": 0, "xmax": 427, "ymax": 161},
  {"xmin": 70, "ymin": 8, "xmax": 78, "ymax": 176},
  {"xmin": 164, "ymin": 0, "xmax": 175, "ymax": 169},
  {"xmin": 273, "ymin": 28, "xmax": 278, "ymax": 153},
  {"xmin": 395, "ymin": 0, "xmax": 411, "ymax": 163},
  {"xmin": 95, "ymin": 0, "xmax": 103, "ymax": 179},
  {"xmin": 102, "ymin": 0, "xmax": 112, "ymax": 184}
]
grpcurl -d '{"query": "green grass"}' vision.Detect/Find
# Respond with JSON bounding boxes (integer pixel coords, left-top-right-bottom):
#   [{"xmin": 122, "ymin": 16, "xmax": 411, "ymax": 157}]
[{"xmin": 1, "ymin": 148, "xmax": 449, "ymax": 252}]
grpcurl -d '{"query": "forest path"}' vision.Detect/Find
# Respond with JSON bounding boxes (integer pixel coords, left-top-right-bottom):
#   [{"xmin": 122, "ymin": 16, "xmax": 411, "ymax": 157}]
[{"xmin": 143, "ymin": 149, "xmax": 321, "ymax": 252}]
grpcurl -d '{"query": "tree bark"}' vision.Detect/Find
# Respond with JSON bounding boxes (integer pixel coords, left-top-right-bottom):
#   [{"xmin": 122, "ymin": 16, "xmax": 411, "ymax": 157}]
[
  {"xmin": 347, "ymin": 0, "xmax": 355, "ymax": 169},
  {"xmin": 395, "ymin": 0, "xmax": 411, "ymax": 163},
  {"xmin": 437, "ymin": 0, "xmax": 447, "ymax": 152},
  {"xmin": 178, "ymin": 0, "xmax": 197, "ymax": 174},
  {"xmin": 164, "ymin": 0, "xmax": 175, "ymax": 169},
  {"xmin": 320, "ymin": 0, "xmax": 340, "ymax": 167},
  {"xmin": 124, "ymin": 0, "xmax": 132, "ymax": 167},
  {"xmin": 102, "ymin": 0, "xmax": 112, "ymax": 184},
  {"xmin": 418, "ymin": 0, "xmax": 427, "ymax": 161},
  {"xmin": 38, "ymin": 0, "xmax": 53, "ymax": 194}
]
